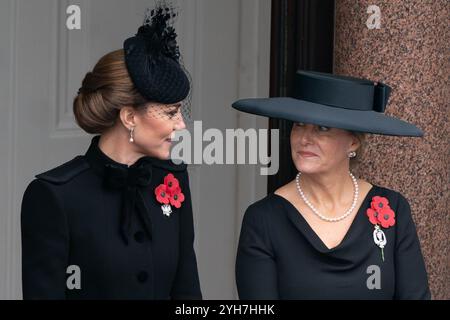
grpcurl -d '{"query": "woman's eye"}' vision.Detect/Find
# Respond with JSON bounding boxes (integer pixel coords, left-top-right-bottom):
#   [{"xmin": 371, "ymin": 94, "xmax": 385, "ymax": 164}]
[
  {"xmin": 167, "ymin": 109, "xmax": 179, "ymax": 118},
  {"xmin": 318, "ymin": 126, "xmax": 330, "ymax": 132},
  {"xmin": 295, "ymin": 122, "xmax": 305, "ymax": 127}
]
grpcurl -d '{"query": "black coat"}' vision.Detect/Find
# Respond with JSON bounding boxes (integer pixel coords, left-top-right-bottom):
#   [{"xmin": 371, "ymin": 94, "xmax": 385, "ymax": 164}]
[
  {"xmin": 21, "ymin": 136, "xmax": 202, "ymax": 300},
  {"xmin": 236, "ymin": 186, "xmax": 431, "ymax": 300}
]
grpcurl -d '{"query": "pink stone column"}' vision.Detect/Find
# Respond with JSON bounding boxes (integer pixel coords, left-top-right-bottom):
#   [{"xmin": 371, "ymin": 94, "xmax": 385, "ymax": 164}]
[{"xmin": 334, "ymin": 0, "xmax": 449, "ymax": 299}]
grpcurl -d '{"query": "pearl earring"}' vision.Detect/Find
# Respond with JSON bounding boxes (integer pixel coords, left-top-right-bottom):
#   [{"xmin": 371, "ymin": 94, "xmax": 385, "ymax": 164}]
[
  {"xmin": 348, "ymin": 151, "xmax": 357, "ymax": 158},
  {"xmin": 129, "ymin": 127, "xmax": 135, "ymax": 143}
]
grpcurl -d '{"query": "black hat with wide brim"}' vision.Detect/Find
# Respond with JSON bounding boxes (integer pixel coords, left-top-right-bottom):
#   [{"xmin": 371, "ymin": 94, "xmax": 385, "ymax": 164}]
[{"xmin": 232, "ymin": 71, "xmax": 423, "ymax": 137}]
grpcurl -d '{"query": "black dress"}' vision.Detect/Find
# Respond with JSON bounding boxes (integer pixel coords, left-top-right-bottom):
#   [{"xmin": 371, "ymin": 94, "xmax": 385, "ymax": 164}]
[
  {"xmin": 21, "ymin": 136, "xmax": 202, "ymax": 300},
  {"xmin": 236, "ymin": 185, "xmax": 430, "ymax": 300}
]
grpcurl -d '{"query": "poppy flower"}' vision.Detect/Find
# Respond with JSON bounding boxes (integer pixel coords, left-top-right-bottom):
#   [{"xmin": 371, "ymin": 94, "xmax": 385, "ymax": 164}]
[
  {"xmin": 367, "ymin": 195, "xmax": 396, "ymax": 262},
  {"xmin": 377, "ymin": 207, "xmax": 396, "ymax": 228},
  {"xmin": 155, "ymin": 174, "xmax": 185, "ymax": 211},
  {"xmin": 169, "ymin": 187, "xmax": 185, "ymax": 209},
  {"xmin": 155, "ymin": 184, "xmax": 170, "ymax": 204},
  {"xmin": 371, "ymin": 196, "xmax": 390, "ymax": 211},
  {"xmin": 366, "ymin": 208, "xmax": 380, "ymax": 225},
  {"xmin": 367, "ymin": 196, "xmax": 396, "ymax": 229},
  {"xmin": 164, "ymin": 173, "xmax": 180, "ymax": 194}
]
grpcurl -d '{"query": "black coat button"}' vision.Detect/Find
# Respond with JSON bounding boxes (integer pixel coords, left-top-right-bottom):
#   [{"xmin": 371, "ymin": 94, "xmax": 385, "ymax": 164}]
[
  {"xmin": 134, "ymin": 231, "xmax": 145, "ymax": 243},
  {"xmin": 137, "ymin": 271, "xmax": 148, "ymax": 283}
]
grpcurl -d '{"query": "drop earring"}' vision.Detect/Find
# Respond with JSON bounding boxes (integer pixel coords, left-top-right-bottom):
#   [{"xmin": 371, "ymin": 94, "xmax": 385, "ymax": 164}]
[{"xmin": 129, "ymin": 126, "xmax": 135, "ymax": 143}]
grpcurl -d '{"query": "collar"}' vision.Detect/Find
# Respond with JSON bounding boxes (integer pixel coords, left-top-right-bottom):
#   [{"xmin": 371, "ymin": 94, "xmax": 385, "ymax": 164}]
[{"xmin": 84, "ymin": 135, "xmax": 154, "ymax": 178}]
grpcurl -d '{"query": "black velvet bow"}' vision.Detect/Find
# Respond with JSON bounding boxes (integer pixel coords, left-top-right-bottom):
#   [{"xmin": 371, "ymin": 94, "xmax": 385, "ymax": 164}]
[{"xmin": 104, "ymin": 162, "xmax": 153, "ymax": 245}]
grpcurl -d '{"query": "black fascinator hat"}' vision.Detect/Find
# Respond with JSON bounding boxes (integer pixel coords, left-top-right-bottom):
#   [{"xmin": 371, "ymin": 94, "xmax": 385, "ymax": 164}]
[{"xmin": 124, "ymin": 2, "xmax": 190, "ymax": 105}]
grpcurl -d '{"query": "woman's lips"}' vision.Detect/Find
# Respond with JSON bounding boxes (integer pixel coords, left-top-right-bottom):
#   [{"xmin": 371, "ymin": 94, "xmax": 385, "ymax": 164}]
[
  {"xmin": 164, "ymin": 138, "xmax": 173, "ymax": 144},
  {"xmin": 298, "ymin": 151, "xmax": 318, "ymax": 157},
  {"xmin": 166, "ymin": 134, "xmax": 176, "ymax": 143}
]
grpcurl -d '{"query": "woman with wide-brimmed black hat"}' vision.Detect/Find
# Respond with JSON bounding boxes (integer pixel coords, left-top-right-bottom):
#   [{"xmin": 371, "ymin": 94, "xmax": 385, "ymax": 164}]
[
  {"xmin": 233, "ymin": 71, "xmax": 430, "ymax": 300},
  {"xmin": 21, "ymin": 3, "xmax": 201, "ymax": 300}
]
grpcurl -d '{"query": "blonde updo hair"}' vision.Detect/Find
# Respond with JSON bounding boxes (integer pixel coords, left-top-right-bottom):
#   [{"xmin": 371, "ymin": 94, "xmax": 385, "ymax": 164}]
[{"xmin": 73, "ymin": 49, "xmax": 149, "ymax": 134}]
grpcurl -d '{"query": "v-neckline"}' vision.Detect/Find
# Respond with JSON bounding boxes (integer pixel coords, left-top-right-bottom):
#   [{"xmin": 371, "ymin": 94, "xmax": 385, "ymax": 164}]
[{"xmin": 272, "ymin": 185, "xmax": 377, "ymax": 253}]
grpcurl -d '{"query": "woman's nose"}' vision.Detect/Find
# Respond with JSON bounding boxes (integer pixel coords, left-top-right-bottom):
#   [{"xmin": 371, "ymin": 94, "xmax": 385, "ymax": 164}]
[
  {"xmin": 175, "ymin": 116, "xmax": 186, "ymax": 131},
  {"xmin": 300, "ymin": 125, "xmax": 315, "ymax": 144}
]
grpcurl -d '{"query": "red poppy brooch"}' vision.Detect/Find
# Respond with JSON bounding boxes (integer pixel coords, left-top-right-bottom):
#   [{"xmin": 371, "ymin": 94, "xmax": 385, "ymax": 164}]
[
  {"xmin": 155, "ymin": 174, "xmax": 185, "ymax": 217},
  {"xmin": 366, "ymin": 196, "xmax": 396, "ymax": 262}
]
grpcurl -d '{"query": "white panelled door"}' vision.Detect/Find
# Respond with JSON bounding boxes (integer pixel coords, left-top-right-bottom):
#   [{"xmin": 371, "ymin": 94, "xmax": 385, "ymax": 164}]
[{"xmin": 0, "ymin": 0, "xmax": 270, "ymax": 299}]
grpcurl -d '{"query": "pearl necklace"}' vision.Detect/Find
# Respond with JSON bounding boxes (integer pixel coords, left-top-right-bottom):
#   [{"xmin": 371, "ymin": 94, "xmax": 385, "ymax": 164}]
[{"xmin": 295, "ymin": 172, "xmax": 359, "ymax": 222}]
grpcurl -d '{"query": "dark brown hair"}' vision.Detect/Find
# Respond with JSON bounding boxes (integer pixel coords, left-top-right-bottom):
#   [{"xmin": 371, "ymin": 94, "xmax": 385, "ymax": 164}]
[{"xmin": 73, "ymin": 49, "xmax": 148, "ymax": 134}]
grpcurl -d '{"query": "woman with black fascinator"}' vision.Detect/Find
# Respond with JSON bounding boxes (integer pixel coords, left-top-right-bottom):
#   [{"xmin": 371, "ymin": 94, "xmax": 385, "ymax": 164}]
[{"xmin": 21, "ymin": 3, "xmax": 202, "ymax": 300}]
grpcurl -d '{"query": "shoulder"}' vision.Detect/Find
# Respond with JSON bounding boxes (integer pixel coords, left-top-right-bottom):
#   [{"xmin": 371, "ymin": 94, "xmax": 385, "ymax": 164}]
[
  {"xmin": 370, "ymin": 185, "xmax": 416, "ymax": 231},
  {"xmin": 239, "ymin": 195, "xmax": 278, "ymax": 249},
  {"xmin": 151, "ymin": 159, "xmax": 190, "ymax": 190},
  {"xmin": 371, "ymin": 185, "xmax": 410, "ymax": 210},
  {"xmin": 243, "ymin": 194, "xmax": 280, "ymax": 224},
  {"xmin": 35, "ymin": 156, "xmax": 90, "ymax": 186},
  {"xmin": 23, "ymin": 156, "xmax": 90, "ymax": 205}
]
